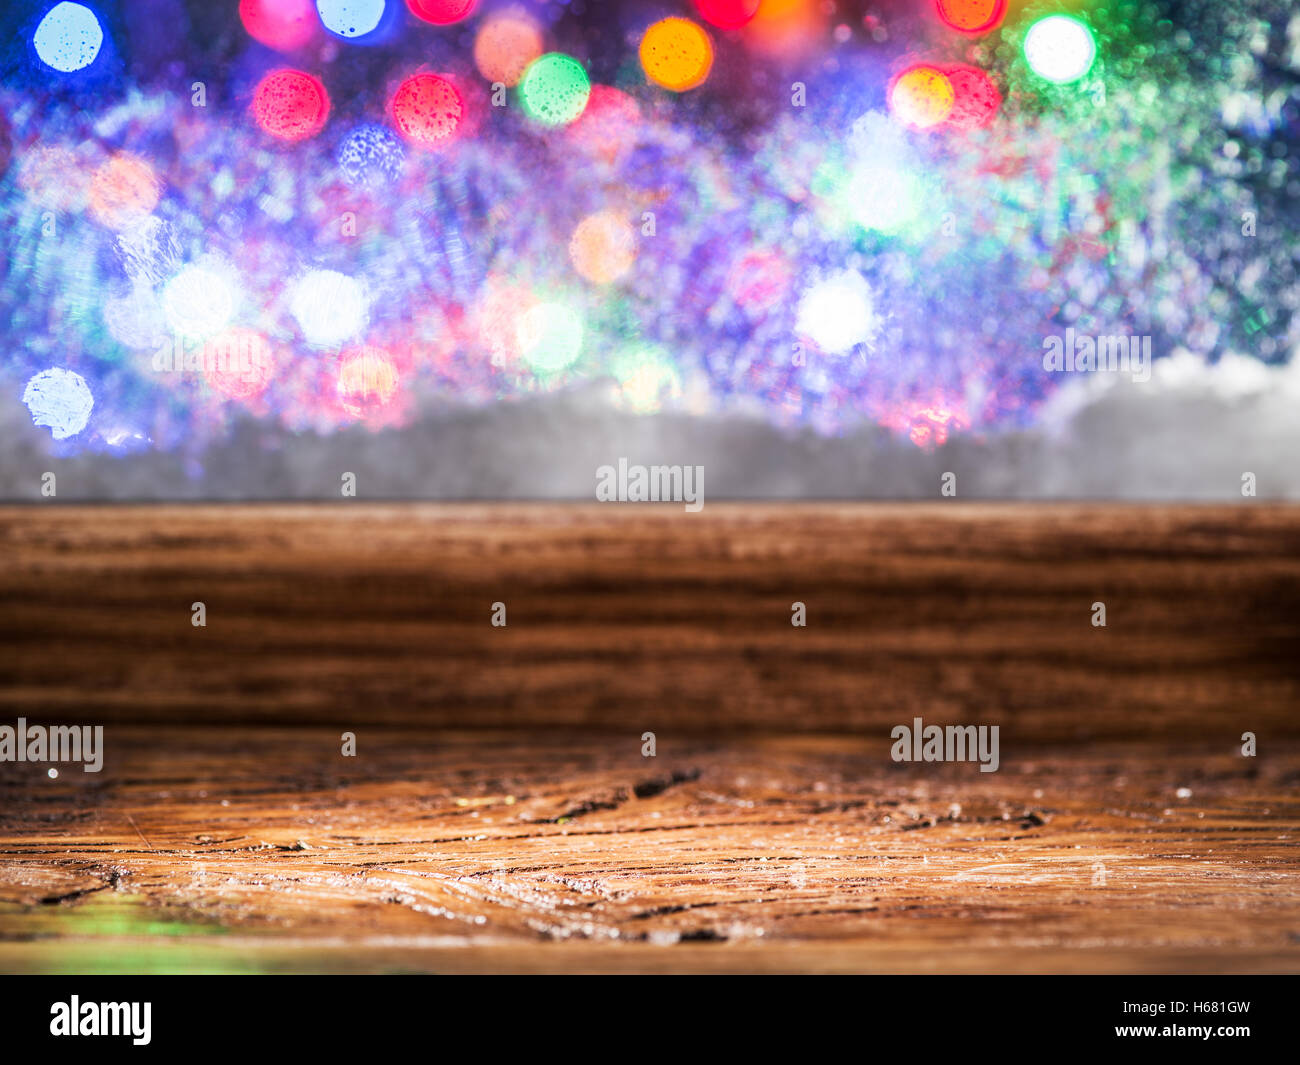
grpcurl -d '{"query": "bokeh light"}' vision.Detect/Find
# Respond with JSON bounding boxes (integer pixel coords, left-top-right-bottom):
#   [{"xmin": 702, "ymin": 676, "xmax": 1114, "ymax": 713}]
[
  {"xmin": 796, "ymin": 271, "xmax": 877, "ymax": 355},
  {"xmin": 474, "ymin": 12, "xmax": 543, "ymax": 87},
  {"xmin": 640, "ymin": 18, "xmax": 714, "ymax": 93},
  {"xmin": 288, "ymin": 269, "xmax": 369, "ymax": 347},
  {"xmin": 316, "ymin": 0, "xmax": 386, "ymax": 40},
  {"xmin": 611, "ymin": 347, "xmax": 683, "ymax": 413},
  {"xmin": 567, "ymin": 85, "xmax": 640, "ymax": 161},
  {"xmin": 390, "ymin": 73, "xmax": 464, "ymax": 148},
  {"xmin": 204, "ymin": 329, "xmax": 276, "ymax": 401},
  {"xmin": 253, "ymin": 69, "xmax": 330, "ymax": 141},
  {"xmin": 240, "ymin": 0, "xmax": 317, "ymax": 52},
  {"xmin": 407, "ymin": 0, "xmax": 477, "ymax": 26},
  {"xmin": 32, "ymin": 2, "xmax": 103, "ymax": 73},
  {"xmin": 727, "ymin": 250, "xmax": 792, "ymax": 314},
  {"xmin": 337, "ymin": 347, "xmax": 399, "ymax": 417},
  {"xmin": 336, "ymin": 123, "xmax": 406, "ymax": 186},
  {"xmin": 934, "ymin": 0, "xmax": 1007, "ymax": 35},
  {"xmin": 88, "ymin": 153, "xmax": 160, "ymax": 231},
  {"xmin": 569, "ymin": 211, "xmax": 636, "ymax": 285},
  {"xmin": 693, "ymin": 1, "xmax": 760, "ymax": 31},
  {"xmin": 942, "ymin": 63, "xmax": 1001, "ymax": 130},
  {"xmin": 889, "ymin": 65, "xmax": 955, "ymax": 130},
  {"xmin": 18, "ymin": 145, "xmax": 89, "ymax": 210},
  {"xmin": 517, "ymin": 302, "xmax": 583, "ymax": 374},
  {"xmin": 22, "ymin": 368, "xmax": 93, "ymax": 440},
  {"xmin": 1023, "ymin": 15, "xmax": 1098, "ymax": 85},
  {"xmin": 519, "ymin": 53, "xmax": 591, "ymax": 127},
  {"xmin": 163, "ymin": 263, "xmax": 239, "ymax": 338}
]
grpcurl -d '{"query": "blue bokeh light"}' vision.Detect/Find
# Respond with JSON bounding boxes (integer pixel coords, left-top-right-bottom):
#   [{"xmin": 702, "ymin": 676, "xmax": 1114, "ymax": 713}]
[{"xmin": 32, "ymin": 2, "xmax": 104, "ymax": 73}]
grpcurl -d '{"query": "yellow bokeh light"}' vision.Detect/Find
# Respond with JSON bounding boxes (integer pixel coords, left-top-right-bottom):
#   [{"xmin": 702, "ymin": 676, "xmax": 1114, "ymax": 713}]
[
  {"xmin": 889, "ymin": 66, "xmax": 955, "ymax": 130},
  {"xmin": 337, "ymin": 347, "xmax": 399, "ymax": 417},
  {"xmin": 639, "ymin": 17, "xmax": 714, "ymax": 92}
]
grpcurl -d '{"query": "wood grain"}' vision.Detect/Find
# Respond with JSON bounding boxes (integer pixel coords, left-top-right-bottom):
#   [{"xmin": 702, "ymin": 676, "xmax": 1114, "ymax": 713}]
[
  {"xmin": 1, "ymin": 504, "xmax": 1297, "ymax": 739},
  {"xmin": 1, "ymin": 504, "xmax": 1297, "ymax": 973},
  {"xmin": 1, "ymin": 729, "xmax": 1297, "ymax": 974}
]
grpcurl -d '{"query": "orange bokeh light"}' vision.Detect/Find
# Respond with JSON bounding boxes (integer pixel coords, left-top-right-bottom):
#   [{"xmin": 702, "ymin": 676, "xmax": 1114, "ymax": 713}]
[
  {"xmin": 474, "ymin": 12, "xmax": 543, "ymax": 88},
  {"xmin": 569, "ymin": 211, "xmax": 637, "ymax": 284},
  {"xmin": 935, "ymin": 0, "xmax": 1007, "ymax": 35},
  {"xmin": 337, "ymin": 347, "xmax": 399, "ymax": 417},
  {"xmin": 639, "ymin": 18, "xmax": 714, "ymax": 92},
  {"xmin": 88, "ymin": 152, "xmax": 160, "ymax": 230}
]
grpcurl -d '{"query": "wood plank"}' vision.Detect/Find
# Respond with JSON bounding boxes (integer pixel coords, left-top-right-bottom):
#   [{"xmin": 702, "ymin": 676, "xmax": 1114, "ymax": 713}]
[
  {"xmin": 1, "ymin": 729, "xmax": 1296, "ymax": 974},
  {"xmin": 1, "ymin": 504, "xmax": 1297, "ymax": 738}
]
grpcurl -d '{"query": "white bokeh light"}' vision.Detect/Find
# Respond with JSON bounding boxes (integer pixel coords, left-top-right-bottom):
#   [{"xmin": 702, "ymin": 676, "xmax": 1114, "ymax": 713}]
[
  {"xmin": 163, "ymin": 263, "xmax": 238, "ymax": 338},
  {"xmin": 1023, "ymin": 15, "xmax": 1097, "ymax": 85},
  {"xmin": 289, "ymin": 270, "xmax": 370, "ymax": 348},
  {"xmin": 796, "ymin": 271, "xmax": 878, "ymax": 355}
]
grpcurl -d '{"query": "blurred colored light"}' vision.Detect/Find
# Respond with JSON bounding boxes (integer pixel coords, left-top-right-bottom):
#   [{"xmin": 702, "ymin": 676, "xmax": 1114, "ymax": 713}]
[
  {"xmin": 316, "ymin": 0, "xmax": 386, "ymax": 39},
  {"xmin": 336, "ymin": 124, "xmax": 406, "ymax": 186},
  {"xmin": 22, "ymin": 368, "xmax": 94, "ymax": 440},
  {"xmin": 88, "ymin": 152, "xmax": 160, "ymax": 231},
  {"xmin": 727, "ymin": 250, "xmax": 791, "ymax": 313},
  {"xmin": 934, "ymin": 0, "xmax": 1006, "ymax": 35},
  {"xmin": 846, "ymin": 159, "xmax": 925, "ymax": 235},
  {"xmin": 519, "ymin": 54, "xmax": 591, "ymax": 127},
  {"xmin": 289, "ymin": 270, "xmax": 369, "ymax": 347},
  {"xmin": 33, "ymin": 2, "xmax": 103, "ymax": 73},
  {"xmin": 390, "ymin": 73, "xmax": 464, "ymax": 148},
  {"xmin": 1023, "ymin": 15, "xmax": 1097, "ymax": 85},
  {"xmin": 474, "ymin": 13, "xmax": 543, "ymax": 87},
  {"xmin": 407, "ymin": 0, "xmax": 477, "ymax": 26},
  {"xmin": 240, "ymin": 0, "xmax": 317, "ymax": 51},
  {"xmin": 942, "ymin": 63, "xmax": 1001, "ymax": 130},
  {"xmin": 640, "ymin": 18, "xmax": 713, "ymax": 92},
  {"xmin": 205, "ymin": 329, "xmax": 276, "ymax": 400},
  {"xmin": 18, "ymin": 145, "xmax": 89, "ymax": 210},
  {"xmin": 570, "ymin": 212, "xmax": 636, "ymax": 285},
  {"xmin": 567, "ymin": 85, "xmax": 640, "ymax": 161},
  {"xmin": 796, "ymin": 272, "xmax": 877, "ymax": 355},
  {"xmin": 477, "ymin": 277, "xmax": 538, "ymax": 366},
  {"xmin": 693, "ymin": 0, "xmax": 760, "ymax": 31},
  {"xmin": 611, "ymin": 348, "xmax": 683, "ymax": 413},
  {"xmin": 517, "ymin": 303, "xmax": 583, "ymax": 374},
  {"xmin": 253, "ymin": 69, "xmax": 330, "ymax": 141},
  {"xmin": 163, "ymin": 264, "xmax": 238, "ymax": 338},
  {"xmin": 889, "ymin": 66, "xmax": 954, "ymax": 129},
  {"xmin": 337, "ymin": 347, "xmax": 399, "ymax": 417}
]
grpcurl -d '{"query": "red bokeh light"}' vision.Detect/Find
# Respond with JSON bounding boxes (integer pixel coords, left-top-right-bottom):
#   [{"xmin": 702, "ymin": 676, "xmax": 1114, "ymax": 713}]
[
  {"xmin": 253, "ymin": 70, "xmax": 330, "ymax": 142},
  {"xmin": 239, "ymin": 0, "xmax": 317, "ymax": 52},
  {"xmin": 934, "ymin": 0, "xmax": 1007, "ymax": 35},
  {"xmin": 942, "ymin": 63, "xmax": 1002, "ymax": 131},
  {"xmin": 693, "ymin": 0, "xmax": 761, "ymax": 31},
  {"xmin": 390, "ymin": 73, "xmax": 465, "ymax": 149},
  {"xmin": 407, "ymin": 0, "xmax": 478, "ymax": 26}
]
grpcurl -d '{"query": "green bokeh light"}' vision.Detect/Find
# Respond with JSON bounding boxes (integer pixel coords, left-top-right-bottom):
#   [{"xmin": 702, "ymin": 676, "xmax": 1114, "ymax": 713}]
[
  {"xmin": 518, "ymin": 302, "xmax": 584, "ymax": 374},
  {"xmin": 519, "ymin": 53, "xmax": 592, "ymax": 127}
]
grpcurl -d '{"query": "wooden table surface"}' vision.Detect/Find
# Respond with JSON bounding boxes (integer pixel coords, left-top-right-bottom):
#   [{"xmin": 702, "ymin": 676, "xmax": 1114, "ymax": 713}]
[{"xmin": 1, "ymin": 504, "xmax": 1297, "ymax": 973}]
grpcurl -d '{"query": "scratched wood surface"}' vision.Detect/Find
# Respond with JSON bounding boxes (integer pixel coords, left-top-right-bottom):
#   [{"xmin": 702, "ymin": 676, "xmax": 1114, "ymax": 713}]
[
  {"xmin": 1, "ymin": 504, "xmax": 1297, "ymax": 739},
  {"xmin": 1, "ymin": 730, "xmax": 1298, "ymax": 974},
  {"xmin": 0, "ymin": 504, "xmax": 1297, "ymax": 973}
]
